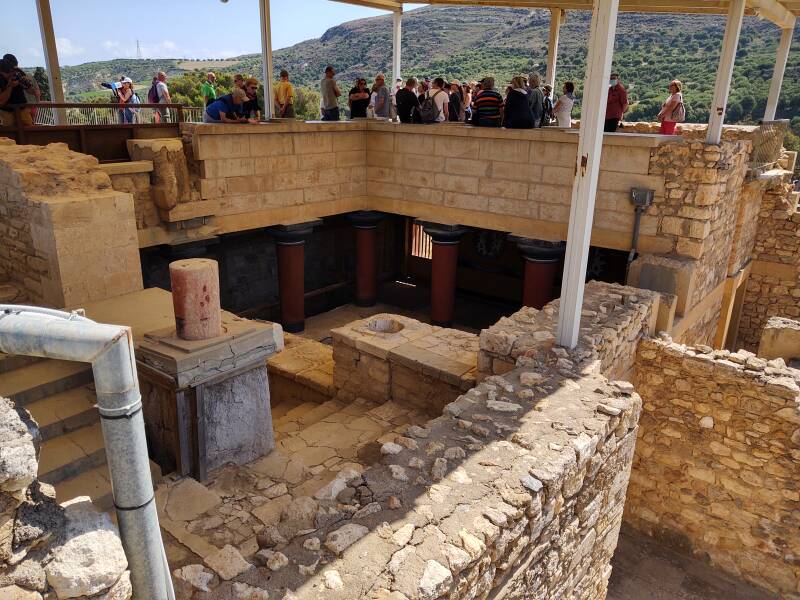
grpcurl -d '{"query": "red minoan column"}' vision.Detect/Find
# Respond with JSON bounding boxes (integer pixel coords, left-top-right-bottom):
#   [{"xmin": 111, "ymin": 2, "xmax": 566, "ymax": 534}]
[
  {"xmin": 169, "ymin": 258, "xmax": 222, "ymax": 340},
  {"xmin": 270, "ymin": 221, "xmax": 319, "ymax": 333},
  {"xmin": 512, "ymin": 238, "xmax": 565, "ymax": 309},
  {"xmin": 422, "ymin": 223, "xmax": 468, "ymax": 327},
  {"xmin": 347, "ymin": 211, "xmax": 384, "ymax": 307}
]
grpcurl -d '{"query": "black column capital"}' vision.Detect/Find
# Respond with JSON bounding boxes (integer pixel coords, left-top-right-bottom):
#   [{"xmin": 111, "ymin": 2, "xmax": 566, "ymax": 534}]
[
  {"xmin": 509, "ymin": 237, "xmax": 565, "ymax": 262},
  {"xmin": 417, "ymin": 221, "xmax": 469, "ymax": 244},
  {"xmin": 268, "ymin": 220, "xmax": 323, "ymax": 245},
  {"xmin": 347, "ymin": 211, "xmax": 385, "ymax": 229}
]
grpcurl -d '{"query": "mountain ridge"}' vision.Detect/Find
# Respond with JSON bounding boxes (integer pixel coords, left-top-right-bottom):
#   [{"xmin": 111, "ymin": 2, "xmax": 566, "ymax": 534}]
[{"xmin": 40, "ymin": 6, "xmax": 800, "ymax": 123}]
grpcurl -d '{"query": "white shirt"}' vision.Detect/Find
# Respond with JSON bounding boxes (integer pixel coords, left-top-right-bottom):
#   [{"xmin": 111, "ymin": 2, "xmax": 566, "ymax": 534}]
[
  {"xmin": 156, "ymin": 81, "xmax": 169, "ymax": 103},
  {"xmin": 426, "ymin": 88, "xmax": 449, "ymax": 122},
  {"xmin": 554, "ymin": 94, "xmax": 574, "ymax": 127}
]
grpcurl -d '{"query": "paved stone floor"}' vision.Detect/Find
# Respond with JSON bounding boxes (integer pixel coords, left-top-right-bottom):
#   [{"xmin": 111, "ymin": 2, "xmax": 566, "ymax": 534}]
[{"xmin": 608, "ymin": 526, "xmax": 778, "ymax": 600}]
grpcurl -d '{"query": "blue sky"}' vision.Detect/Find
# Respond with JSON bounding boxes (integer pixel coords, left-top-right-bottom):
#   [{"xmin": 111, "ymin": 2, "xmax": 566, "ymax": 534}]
[{"xmin": 3, "ymin": 0, "xmax": 414, "ymax": 67}]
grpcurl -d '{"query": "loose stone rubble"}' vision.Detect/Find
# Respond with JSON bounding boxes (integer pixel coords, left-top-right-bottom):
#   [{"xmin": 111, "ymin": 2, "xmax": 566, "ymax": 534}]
[
  {"xmin": 627, "ymin": 336, "xmax": 800, "ymax": 598},
  {"xmin": 0, "ymin": 397, "xmax": 132, "ymax": 600}
]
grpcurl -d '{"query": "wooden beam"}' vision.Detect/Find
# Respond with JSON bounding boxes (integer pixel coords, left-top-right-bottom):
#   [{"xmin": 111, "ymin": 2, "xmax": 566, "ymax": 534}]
[
  {"xmin": 707, "ymin": 0, "xmax": 745, "ymax": 144},
  {"xmin": 35, "ymin": 0, "xmax": 66, "ymax": 124},
  {"xmin": 748, "ymin": 0, "xmax": 796, "ymax": 26},
  {"xmin": 546, "ymin": 8, "xmax": 563, "ymax": 89},
  {"xmin": 332, "ymin": 0, "xmax": 402, "ymax": 10},
  {"xmin": 764, "ymin": 24, "xmax": 794, "ymax": 120},
  {"xmin": 556, "ymin": 0, "xmax": 620, "ymax": 348}
]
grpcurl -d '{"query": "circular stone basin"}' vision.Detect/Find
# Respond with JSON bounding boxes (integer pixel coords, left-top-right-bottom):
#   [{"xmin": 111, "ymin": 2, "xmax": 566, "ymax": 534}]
[{"xmin": 366, "ymin": 317, "xmax": 404, "ymax": 334}]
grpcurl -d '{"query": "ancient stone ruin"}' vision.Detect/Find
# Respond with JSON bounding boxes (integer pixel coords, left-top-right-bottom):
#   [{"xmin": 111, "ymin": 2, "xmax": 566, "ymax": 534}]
[{"xmin": 0, "ymin": 397, "xmax": 132, "ymax": 599}]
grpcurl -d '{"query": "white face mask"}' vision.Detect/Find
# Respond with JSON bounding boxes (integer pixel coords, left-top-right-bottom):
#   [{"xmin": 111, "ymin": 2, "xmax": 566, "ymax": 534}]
[{"xmin": 610, "ymin": 79, "xmax": 618, "ymax": 87}]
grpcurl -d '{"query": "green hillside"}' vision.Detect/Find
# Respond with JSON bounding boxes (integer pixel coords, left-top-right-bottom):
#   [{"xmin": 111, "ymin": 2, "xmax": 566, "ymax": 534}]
[{"xmin": 43, "ymin": 6, "xmax": 799, "ymax": 124}]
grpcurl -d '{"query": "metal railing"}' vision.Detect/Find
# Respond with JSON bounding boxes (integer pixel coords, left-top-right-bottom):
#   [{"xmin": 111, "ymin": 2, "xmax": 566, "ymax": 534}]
[
  {"xmin": 2, "ymin": 103, "xmax": 207, "ymax": 127},
  {"xmin": 749, "ymin": 119, "xmax": 790, "ymax": 175}
]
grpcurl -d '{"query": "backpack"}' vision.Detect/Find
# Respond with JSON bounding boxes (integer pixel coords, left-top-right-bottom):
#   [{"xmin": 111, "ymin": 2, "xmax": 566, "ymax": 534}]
[
  {"xmin": 418, "ymin": 90, "xmax": 443, "ymax": 124},
  {"xmin": 147, "ymin": 81, "xmax": 160, "ymax": 104},
  {"xmin": 671, "ymin": 99, "xmax": 686, "ymax": 123}
]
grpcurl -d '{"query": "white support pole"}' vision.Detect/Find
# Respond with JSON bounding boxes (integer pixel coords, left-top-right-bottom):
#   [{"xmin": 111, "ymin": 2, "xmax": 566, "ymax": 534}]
[
  {"xmin": 35, "ymin": 0, "xmax": 65, "ymax": 124},
  {"xmin": 706, "ymin": 0, "xmax": 745, "ymax": 144},
  {"xmin": 259, "ymin": 0, "xmax": 274, "ymax": 120},
  {"xmin": 764, "ymin": 24, "xmax": 794, "ymax": 121},
  {"xmin": 555, "ymin": 0, "xmax": 619, "ymax": 349},
  {"xmin": 392, "ymin": 9, "xmax": 403, "ymax": 85},
  {"xmin": 546, "ymin": 8, "xmax": 563, "ymax": 89}
]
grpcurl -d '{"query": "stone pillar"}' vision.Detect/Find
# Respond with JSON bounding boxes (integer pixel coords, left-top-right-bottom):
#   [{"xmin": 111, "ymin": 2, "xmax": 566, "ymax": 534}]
[
  {"xmin": 422, "ymin": 222, "xmax": 468, "ymax": 327},
  {"xmin": 270, "ymin": 221, "xmax": 320, "ymax": 333},
  {"xmin": 347, "ymin": 211, "xmax": 384, "ymax": 307},
  {"xmin": 512, "ymin": 238, "xmax": 565, "ymax": 310},
  {"xmin": 169, "ymin": 258, "xmax": 222, "ymax": 340}
]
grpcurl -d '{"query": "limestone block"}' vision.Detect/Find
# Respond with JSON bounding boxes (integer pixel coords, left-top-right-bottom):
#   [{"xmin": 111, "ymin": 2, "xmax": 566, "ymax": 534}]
[
  {"xmin": 0, "ymin": 398, "xmax": 39, "ymax": 494},
  {"xmin": 758, "ymin": 317, "xmax": 800, "ymax": 362},
  {"xmin": 627, "ymin": 254, "xmax": 697, "ymax": 317},
  {"xmin": 127, "ymin": 138, "xmax": 197, "ymax": 210},
  {"xmin": 45, "ymin": 497, "xmax": 128, "ymax": 598}
]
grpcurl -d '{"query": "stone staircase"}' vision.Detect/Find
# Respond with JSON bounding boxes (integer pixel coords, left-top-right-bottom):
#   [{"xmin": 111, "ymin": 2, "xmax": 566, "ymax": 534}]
[
  {"xmin": 156, "ymin": 392, "xmax": 431, "ymax": 564},
  {"xmin": 0, "ymin": 353, "xmax": 162, "ymax": 511}
]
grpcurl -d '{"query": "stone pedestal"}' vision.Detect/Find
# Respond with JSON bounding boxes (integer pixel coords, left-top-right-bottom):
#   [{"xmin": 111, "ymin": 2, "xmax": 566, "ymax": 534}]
[
  {"xmin": 169, "ymin": 259, "xmax": 222, "ymax": 340},
  {"xmin": 347, "ymin": 211, "xmax": 384, "ymax": 307},
  {"xmin": 421, "ymin": 223, "xmax": 468, "ymax": 327},
  {"xmin": 270, "ymin": 221, "xmax": 320, "ymax": 333},
  {"xmin": 136, "ymin": 312, "xmax": 283, "ymax": 481},
  {"xmin": 511, "ymin": 238, "xmax": 565, "ymax": 309}
]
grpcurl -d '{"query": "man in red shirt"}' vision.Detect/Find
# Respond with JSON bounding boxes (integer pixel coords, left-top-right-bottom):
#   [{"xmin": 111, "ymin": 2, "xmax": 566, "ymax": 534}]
[{"xmin": 604, "ymin": 72, "xmax": 628, "ymax": 132}]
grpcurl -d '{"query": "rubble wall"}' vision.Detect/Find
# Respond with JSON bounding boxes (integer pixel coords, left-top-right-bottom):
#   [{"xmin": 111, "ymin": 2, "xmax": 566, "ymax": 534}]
[
  {"xmin": 646, "ymin": 139, "xmax": 751, "ymax": 345},
  {"xmin": 738, "ymin": 173, "xmax": 800, "ymax": 351},
  {"xmin": 0, "ymin": 141, "xmax": 143, "ymax": 307},
  {"xmin": 0, "ymin": 397, "xmax": 133, "ymax": 599},
  {"xmin": 626, "ymin": 337, "xmax": 800, "ymax": 598},
  {"xmin": 478, "ymin": 281, "xmax": 659, "ymax": 381}
]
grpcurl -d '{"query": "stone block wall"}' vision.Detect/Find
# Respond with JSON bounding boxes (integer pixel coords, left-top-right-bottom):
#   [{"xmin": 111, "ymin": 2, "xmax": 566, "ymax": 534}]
[
  {"xmin": 0, "ymin": 141, "xmax": 143, "ymax": 307},
  {"xmin": 478, "ymin": 281, "xmax": 659, "ymax": 381},
  {"xmin": 738, "ymin": 173, "xmax": 800, "ymax": 351},
  {"xmin": 365, "ymin": 123, "xmax": 666, "ymax": 252},
  {"xmin": 332, "ymin": 314, "xmax": 477, "ymax": 415},
  {"xmin": 627, "ymin": 337, "xmax": 800, "ymax": 597},
  {"xmin": 101, "ymin": 161, "xmax": 160, "ymax": 230}
]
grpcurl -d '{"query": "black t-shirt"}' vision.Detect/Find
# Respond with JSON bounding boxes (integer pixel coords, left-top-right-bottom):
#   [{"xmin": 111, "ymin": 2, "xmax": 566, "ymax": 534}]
[
  {"xmin": 349, "ymin": 87, "xmax": 369, "ymax": 118},
  {"xmin": 240, "ymin": 94, "xmax": 260, "ymax": 118},
  {"xmin": 395, "ymin": 88, "xmax": 419, "ymax": 124},
  {"xmin": 0, "ymin": 72, "xmax": 28, "ymax": 110}
]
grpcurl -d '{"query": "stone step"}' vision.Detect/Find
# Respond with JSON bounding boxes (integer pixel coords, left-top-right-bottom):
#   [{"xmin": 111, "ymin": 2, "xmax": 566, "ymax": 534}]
[
  {"xmin": 297, "ymin": 399, "xmax": 346, "ymax": 427},
  {"xmin": 55, "ymin": 460, "xmax": 164, "ymax": 512},
  {"xmin": 0, "ymin": 359, "xmax": 93, "ymax": 407},
  {"xmin": 273, "ymin": 402, "xmax": 319, "ymax": 432},
  {"xmin": 25, "ymin": 384, "xmax": 98, "ymax": 441},
  {"xmin": 270, "ymin": 398, "xmax": 303, "ymax": 422},
  {"xmin": 0, "ymin": 352, "xmax": 42, "ymax": 375},
  {"xmin": 39, "ymin": 422, "xmax": 107, "ymax": 485}
]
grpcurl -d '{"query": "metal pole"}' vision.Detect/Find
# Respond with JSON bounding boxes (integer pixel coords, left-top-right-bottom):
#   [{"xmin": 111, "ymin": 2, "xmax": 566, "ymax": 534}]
[
  {"xmin": 259, "ymin": 0, "xmax": 274, "ymax": 120},
  {"xmin": 706, "ymin": 0, "xmax": 745, "ymax": 144},
  {"xmin": 393, "ymin": 9, "xmax": 403, "ymax": 85},
  {"xmin": 546, "ymin": 8, "xmax": 563, "ymax": 89},
  {"xmin": 35, "ymin": 0, "xmax": 66, "ymax": 125},
  {"xmin": 0, "ymin": 306, "xmax": 174, "ymax": 600},
  {"xmin": 764, "ymin": 24, "xmax": 794, "ymax": 121},
  {"xmin": 555, "ymin": 0, "xmax": 619, "ymax": 348}
]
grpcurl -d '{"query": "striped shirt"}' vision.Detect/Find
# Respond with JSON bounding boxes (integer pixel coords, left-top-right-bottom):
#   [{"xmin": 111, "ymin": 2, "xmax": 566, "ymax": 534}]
[{"xmin": 473, "ymin": 89, "xmax": 503, "ymax": 127}]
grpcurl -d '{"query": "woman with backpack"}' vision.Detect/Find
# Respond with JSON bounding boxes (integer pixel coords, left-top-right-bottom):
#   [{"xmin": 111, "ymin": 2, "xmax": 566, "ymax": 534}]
[{"xmin": 657, "ymin": 79, "xmax": 684, "ymax": 135}]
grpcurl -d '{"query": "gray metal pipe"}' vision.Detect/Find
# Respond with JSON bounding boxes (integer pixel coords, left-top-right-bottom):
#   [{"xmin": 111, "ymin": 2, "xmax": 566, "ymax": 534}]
[{"xmin": 0, "ymin": 305, "xmax": 174, "ymax": 600}]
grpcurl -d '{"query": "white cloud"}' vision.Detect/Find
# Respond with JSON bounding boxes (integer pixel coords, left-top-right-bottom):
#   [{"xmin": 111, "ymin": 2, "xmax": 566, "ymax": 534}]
[{"xmin": 56, "ymin": 37, "xmax": 84, "ymax": 59}]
